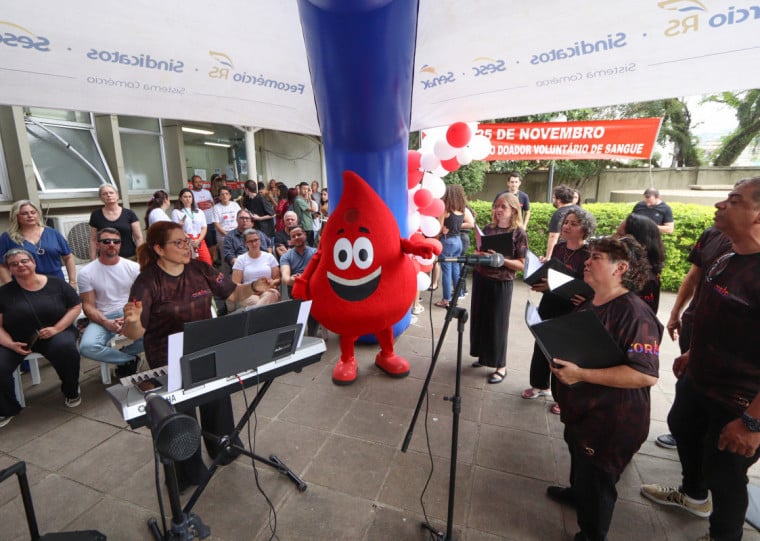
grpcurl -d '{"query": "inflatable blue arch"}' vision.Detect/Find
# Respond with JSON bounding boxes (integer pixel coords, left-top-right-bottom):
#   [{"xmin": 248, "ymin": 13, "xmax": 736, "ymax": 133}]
[{"xmin": 297, "ymin": 0, "xmax": 420, "ymax": 336}]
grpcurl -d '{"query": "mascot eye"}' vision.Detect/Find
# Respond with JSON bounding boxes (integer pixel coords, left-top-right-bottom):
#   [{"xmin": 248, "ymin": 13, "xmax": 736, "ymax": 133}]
[
  {"xmin": 353, "ymin": 237, "xmax": 374, "ymax": 270},
  {"xmin": 333, "ymin": 238, "xmax": 353, "ymax": 270}
]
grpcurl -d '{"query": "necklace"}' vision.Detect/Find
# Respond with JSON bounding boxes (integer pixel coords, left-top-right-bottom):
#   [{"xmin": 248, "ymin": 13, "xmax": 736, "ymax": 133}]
[{"xmin": 23, "ymin": 226, "xmax": 45, "ymax": 255}]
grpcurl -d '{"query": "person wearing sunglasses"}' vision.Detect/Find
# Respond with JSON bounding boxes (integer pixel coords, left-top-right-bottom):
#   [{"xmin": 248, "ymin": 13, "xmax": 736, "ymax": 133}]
[
  {"xmin": 78, "ymin": 228, "xmax": 143, "ymax": 378},
  {"xmin": 122, "ymin": 221, "xmax": 257, "ymax": 492},
  {"xmin": 642, "ymin": 177, "xmax": 760, "ymax": 541}
]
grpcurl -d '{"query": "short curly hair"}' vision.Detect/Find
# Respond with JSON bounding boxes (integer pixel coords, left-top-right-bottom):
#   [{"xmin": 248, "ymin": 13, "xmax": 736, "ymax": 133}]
[
  {"xmin": 587, "ymin": 235, "xmax": 651, "ymax": 293},
  {"xmin": 563, "ymin": 207, "xmax": 596, "ymax": 240}
]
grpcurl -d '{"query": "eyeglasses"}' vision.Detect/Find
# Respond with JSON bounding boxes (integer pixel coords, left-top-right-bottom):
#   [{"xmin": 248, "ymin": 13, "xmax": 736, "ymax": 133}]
[
  {"xmin": 8, "ymin": 259, "xmax": 33, "ymax": 267},
  {"xmin": 166, "ymin": 238, "xmax": 192, "ymax": 248},
  {"xmin": 238, "ymin": 216, "xmax": 253, "ymax": 221},
  {"xmin": 706, "ymin": 251, "xmax": 735, "ymax": 283},
  {"xmin": 245, "ymin": 238, "xmax": 260, "ymax": 243},
  {"xmin": 99, "ymin": 239, "xmax": 121, "ymax": 245}
]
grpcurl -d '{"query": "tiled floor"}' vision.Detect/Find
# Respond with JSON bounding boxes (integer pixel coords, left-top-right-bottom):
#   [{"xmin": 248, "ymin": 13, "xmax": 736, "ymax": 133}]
[{"xmin": 2, "ymin": 281, "xmax": 759, "ymax": 541}]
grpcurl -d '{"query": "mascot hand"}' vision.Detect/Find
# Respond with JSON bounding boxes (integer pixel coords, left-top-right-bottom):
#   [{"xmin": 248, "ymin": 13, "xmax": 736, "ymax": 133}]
[
  {"xmin": 291, "ymin": 275, "xmax": 310, "ymax": 300},
  {"xmin": 401, "ymin": 237, "xmax": 441, "ymax": 258}
]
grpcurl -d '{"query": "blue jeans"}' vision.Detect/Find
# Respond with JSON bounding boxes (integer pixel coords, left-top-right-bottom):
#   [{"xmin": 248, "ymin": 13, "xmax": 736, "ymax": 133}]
[
  {"xmin": 79, "ymin": 311, "xmax": 144, "ymax": 364},
  {"xmin": 440, "ymin": 235, "xmax": 463, "ymax": 302}
]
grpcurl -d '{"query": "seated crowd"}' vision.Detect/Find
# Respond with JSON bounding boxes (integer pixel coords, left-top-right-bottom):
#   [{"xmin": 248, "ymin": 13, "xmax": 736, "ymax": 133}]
[{"xmin": 0, "ymin": 176, "xmax": 327, "ymax": 428}]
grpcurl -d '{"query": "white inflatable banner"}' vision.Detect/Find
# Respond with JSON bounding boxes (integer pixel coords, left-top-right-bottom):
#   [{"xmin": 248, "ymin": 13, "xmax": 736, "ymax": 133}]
[{"xmin": 1, "ymin": 0, "xmax": 759, "ymax": 134}]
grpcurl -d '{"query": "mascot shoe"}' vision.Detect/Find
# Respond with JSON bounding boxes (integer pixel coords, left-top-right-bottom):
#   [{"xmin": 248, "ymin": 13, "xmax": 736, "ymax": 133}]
[
  {"xmin": 375, "ymin": 350, "xmax": 410, "ymax": 378},
  {"xmin": 332, "ymin": 356, "xmax": 358, "ymax": 385}
]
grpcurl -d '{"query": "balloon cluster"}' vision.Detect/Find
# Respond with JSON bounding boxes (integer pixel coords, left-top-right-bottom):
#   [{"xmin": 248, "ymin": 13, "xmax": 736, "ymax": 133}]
[{"xmin": 406, "ymin": 122, "xmax": 492, "ymax": 291}]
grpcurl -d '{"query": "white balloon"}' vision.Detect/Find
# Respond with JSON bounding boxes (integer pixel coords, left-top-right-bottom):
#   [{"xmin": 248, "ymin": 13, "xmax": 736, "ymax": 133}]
[
  {"xmin": 419, "ymin": 134, "xmax": 436, "ymax": 154},
  {"xmin": 434, "ymin": 139, "xmax": 457, "ymax": 160},
  {"xmin": 467, "ymin": 121, "xmax": 479, "ymax": 134},
  {"xmin": 416, "ymin": 272, "xmax": 432, "ymax": 292},
  {"xmin": 420, "ymin": 215, "xmax": 441, "ymax": 237},
  {"xmin": 420, "ymin": 152, "xmax": 440, "ymax": 172},
  {"xmin": 469, "ymin": 135, "xmax": 493, "ymax": 160},
  {"xmin": 432, "ymin": 165, "xmax": 449, "ymax": 178},
  {"xmin": 457, "ymin": 147, "xmax": 473, "ymax": 165},
  {"xmin": 407, "ymin": 210, "xmax": 421, "ymax": 234},
  {"xmin": 421, "ymin": 173, "xmax": 446, "ymax": 199}
]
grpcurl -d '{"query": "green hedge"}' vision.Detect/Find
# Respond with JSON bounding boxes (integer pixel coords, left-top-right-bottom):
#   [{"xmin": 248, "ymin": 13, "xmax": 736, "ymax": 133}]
[{"xmin": 467, "ymin": 201, "xmax": 716, "ymax": 292}]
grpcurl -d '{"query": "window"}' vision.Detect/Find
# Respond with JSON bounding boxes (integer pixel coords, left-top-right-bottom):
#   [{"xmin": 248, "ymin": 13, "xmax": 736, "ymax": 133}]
[
  {"xmin": 118, "ymin": 116, "xmax": 168, "ymax": 192},
  {"xmin": 24, "ymin": 109, "xmax": 114, "ymax": 194}
]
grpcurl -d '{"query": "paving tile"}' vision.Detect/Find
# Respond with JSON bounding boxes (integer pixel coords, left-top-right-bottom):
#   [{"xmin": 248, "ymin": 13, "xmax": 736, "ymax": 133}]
[
  {"xmin": 305, "ymin": 434, "xmax": 396, "ymax": 500},
  {"xmin": 476, "ymin": 425, "xmax": 556, "ymax": 481},
  {"xmin": 63, "ymin": 495, "xmax": 157, "ymax": 541},
  {"xmin": 405, "ymin": 414, "xmax": 480, "ymax": 464},
  {"xmin": 480, "ymin": 392, "xmax": 551, "ymax": 435},
  {"xmin": 334, "ymin": 400, "xmax": 414, "ymax": 447},
  {"xmin": 13, "ymin": 416, "xmax": 119, "ymax": 471},
  {"xmin": 0, "ymin": 404, "xmax": 77, "ymax": 453},
  {"xmin": 278, "ymin": 387, "xmax": 353, "ymax": 432},
  {"xmin": 254, "ymin": 418, "xmax": 330, "ymax": 475}
]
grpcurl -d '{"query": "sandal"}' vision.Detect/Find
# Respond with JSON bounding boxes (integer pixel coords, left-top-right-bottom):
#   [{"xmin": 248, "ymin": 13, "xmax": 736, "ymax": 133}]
[
  {"xmin": 488, "ymin": 371, "xmax": 506, "ymax": 384},
  {"xmin": 521, "ymin": 387, "xmax": 551, "ymax": 400},
  {"xmin": 550, "ymin": 403, "xmax": 561, "ymax": 415},
  {"xmin": 434, "ymin": 300, "xmax": 449, "ymax": 308}
]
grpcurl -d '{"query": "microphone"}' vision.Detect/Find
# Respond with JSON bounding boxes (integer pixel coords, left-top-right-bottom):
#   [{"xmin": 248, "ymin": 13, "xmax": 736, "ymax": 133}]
[{"xmin": 438, "ymin": 253, "xmax": 504, "ymax": 267}]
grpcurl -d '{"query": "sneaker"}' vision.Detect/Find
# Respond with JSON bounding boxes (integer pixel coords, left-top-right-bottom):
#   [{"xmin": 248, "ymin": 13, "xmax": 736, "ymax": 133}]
[
  {"xmin": 64, "ymin": 395, "xmax": 82, "ymax": 408},
  {"xmin": 412, "ymin": 303, "xmax": 424, "ymax": 315},
  {"xmin": 547, "ymin": 485, "xmax": 576, "ymax": 507},
  {"xmin": 640, "ymin": 484, "xmax": 712, "ymax": 518},
  {"xmin": 0, "ymin": 416, "xmax": 13, "ymax": 428},
  {"xmin": 655, "ymin": 433, "xmax": 677, "ymax": 450}
]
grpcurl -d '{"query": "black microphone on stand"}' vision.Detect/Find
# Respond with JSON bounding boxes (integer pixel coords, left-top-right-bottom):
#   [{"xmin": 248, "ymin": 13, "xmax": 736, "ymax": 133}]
[{"xmin": 438, "ymin": 253, "xmax": 504, "ymax": 267}]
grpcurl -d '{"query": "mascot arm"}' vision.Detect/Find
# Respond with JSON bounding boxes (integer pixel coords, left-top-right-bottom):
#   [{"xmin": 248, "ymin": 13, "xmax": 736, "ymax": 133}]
[
  {"xmin": 401, "ymin": 237, "xmax": 441, "ymax": 258},
  {"xmin": 291, "ymin": 251, "xmax": 321, "ymax": 300}
]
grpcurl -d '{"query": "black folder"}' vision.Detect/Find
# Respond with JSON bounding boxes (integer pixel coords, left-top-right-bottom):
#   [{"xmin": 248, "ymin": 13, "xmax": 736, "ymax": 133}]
[
  {"xmin": 546, "ymin": 268, "xmax": 594, "ymax": 301},
  {"xmin": 523, "ymin": 250, "xmax": 569, "ymax": 285},
  {"xmin": 524, "ymin": 301, "xmax": 624, "ymax": 369},
  {"xmin": 475, "ymin": 224, "xmax": 513, "ymax": 256}
]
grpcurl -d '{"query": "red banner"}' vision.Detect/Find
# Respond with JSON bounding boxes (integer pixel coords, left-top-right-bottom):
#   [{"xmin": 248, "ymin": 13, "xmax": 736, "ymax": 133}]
[{"xmin": 476, "ymin": 118, "xmax": 662, "ymax": 161}]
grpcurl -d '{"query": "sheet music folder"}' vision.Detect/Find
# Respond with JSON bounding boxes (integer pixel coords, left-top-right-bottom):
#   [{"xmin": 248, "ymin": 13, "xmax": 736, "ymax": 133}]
[
  {"xmin": 475, "ymin": 224, "xmax": 513, "ymax": 255},
  {"xmin": 524, "ymin": 301, "xmax": 624, "ymax": 370},
  {"xmin": 523, "ymin": 250, "xmax": 568, "ymax": 285}
]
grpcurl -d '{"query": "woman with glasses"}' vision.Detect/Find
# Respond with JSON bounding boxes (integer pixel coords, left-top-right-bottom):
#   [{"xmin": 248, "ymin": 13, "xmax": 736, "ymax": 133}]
[
  {"xmin": 123, "ymin": 221, "xmax": 257, "ymax": 491},
  {"xmin": 469, "ymin": 192, "xmax": 527, "ymax": 384},
  {"xmin": 227, "ymin": 229, "xmax": 281, "ymax": 312},
  {"xmin": 0, "ymin": 249, "xmax": 82, "ymax": 428},
  {"xmin": 0, "ymin": 200, "xmax": 77, "ymax": 288},
  {"xmin": 89, "ymin": 184, "xmax": 142, "ymax": 260},
  {"xmin": 547, "ymin": 236, "xmax": 662, "ymax": 541},
  {"xmin": 172, "ymin": 188, "xmax": 212, "ymax": 265},
  {"xmin": 522, "ymin": 207, "xmax": 596, "ymax": 413}
]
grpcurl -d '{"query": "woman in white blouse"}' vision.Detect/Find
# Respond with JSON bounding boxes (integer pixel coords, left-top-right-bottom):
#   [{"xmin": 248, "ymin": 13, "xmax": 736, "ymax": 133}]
[
  {"xmin": 171, "ymin": 188, "xmax": 212, "ymax": 265},
  {"xmin": 228, "ymin": 229, "xmax": 281, "ymax": 312}
]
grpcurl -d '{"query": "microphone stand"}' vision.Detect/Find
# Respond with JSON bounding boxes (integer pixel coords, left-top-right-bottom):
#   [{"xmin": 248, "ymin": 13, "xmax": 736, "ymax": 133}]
[{"xmin": 403, "ymin": 264, "xmax": 469, "ymax": 541}]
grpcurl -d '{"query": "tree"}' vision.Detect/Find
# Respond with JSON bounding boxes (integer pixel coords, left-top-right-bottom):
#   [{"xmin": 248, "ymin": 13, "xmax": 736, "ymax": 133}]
[
  {"xmin": 444, "ymin": 159, "xmax": 488, "ymax": 197},
  {"xmin": 703, "ymin": 90, "xmax": 760, "ymax": 166}
]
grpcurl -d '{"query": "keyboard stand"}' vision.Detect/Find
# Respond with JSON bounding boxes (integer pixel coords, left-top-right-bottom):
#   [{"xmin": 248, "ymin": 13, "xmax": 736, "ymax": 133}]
[{"xmin": 182, "ymin": 378, "xmax": 306, "ymax": 516}]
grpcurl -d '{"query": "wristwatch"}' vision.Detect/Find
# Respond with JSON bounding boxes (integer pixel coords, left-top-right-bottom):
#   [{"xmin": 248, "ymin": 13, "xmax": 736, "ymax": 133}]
[{"xmin": 741, "ymin": 412, "xmax": 760, "ymax": 432}]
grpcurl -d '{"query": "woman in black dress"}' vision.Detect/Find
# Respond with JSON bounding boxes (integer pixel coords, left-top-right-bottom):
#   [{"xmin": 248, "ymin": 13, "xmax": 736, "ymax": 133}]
[
  {"xmin": 616, "ymin": 213, "xmax": 665, "ymax": 313},
  {"xmin": 89, "ymin": 184, "xmax": 142, "ymax": 259},
  {"xmin": 522, "ymin": 208, "xmax": 596, "ymax": 413},
  {"xmin": 469, "ymin": 192, "xmax": 527, "ymax": 383}
]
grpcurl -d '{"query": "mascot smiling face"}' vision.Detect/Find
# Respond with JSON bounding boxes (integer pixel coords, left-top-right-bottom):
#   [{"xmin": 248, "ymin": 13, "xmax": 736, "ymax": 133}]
[
  {"xmin": 291, "ymin": 170, "xmax": 440, "ymax": 385},
  {"xmin": 309, "ymin": 170, "xmax": 417, "ymax": 335}
]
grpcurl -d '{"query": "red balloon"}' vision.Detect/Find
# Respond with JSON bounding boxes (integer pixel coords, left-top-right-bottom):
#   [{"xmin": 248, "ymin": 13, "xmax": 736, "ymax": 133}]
[
  {"xmin": 407, "ymin": 168, "xmax": 423, "ymax": 189},
  {"xmin": 446, "ymin": 122, "xmax": 472, "ymax": 148},
  {"xmin": 420, "ymin": 198, "xmax": 445, "ymax": 217},
  {"xmin": 413, "ymin": 188, "xmax": 433, "ymax": 209},
  {"xmin": 408, "ymin": 150, "xmax": 422, "ymax": 171},
  {"xmin": 441, "ymin": 156, "xmax": 461, "ymax": 172}
]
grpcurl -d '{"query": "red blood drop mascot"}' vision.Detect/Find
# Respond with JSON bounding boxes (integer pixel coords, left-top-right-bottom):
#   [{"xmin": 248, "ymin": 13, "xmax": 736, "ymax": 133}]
[{"xmin": 292, "ymin": 170, "xmax": 439, "ymax": 385}]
